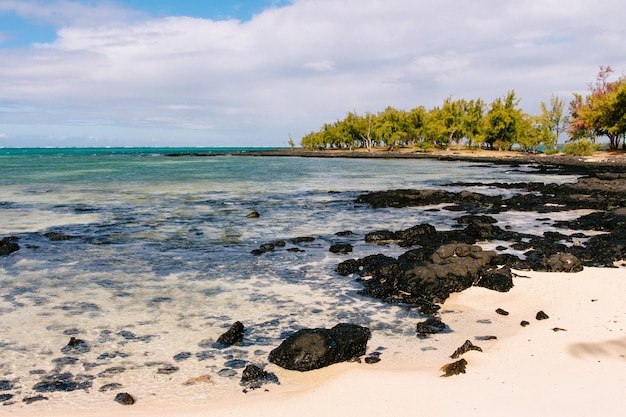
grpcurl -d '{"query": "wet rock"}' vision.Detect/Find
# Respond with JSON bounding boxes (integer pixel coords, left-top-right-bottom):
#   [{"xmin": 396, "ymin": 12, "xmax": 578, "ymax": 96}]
[
  {"xmin": 354, "ymin": 242, "xmax": 498, "ymax": 311},
  {"xmin": 476, "ymin": 266, "xmax": 514, "ymax": 292},
  {"xmin": 536, "ymin": 311, "xmax": 550, "ymax": 320},
  {"xmin": 246, "ymin": 211, "xmax": 260, "ymax": 218},
  {"xmin": 114, "ymin": 392, "xmax": 135, "ymax": 405},
  {"xmin": 269, "ymin": 323, "xmax": 370, "ymax": 371},
  {"xmin": 329, "ymin": 243, "xmax": 353, "ymax": 254},
  {"xmin": 365, "ymin": 230, "xmax": 399, "ymax": 244},
  {"xmin": 61, "ymin": 337, "xmax": 90, "ymax": 354},
  {"xmin": 547, "ymin": 253, "xmax": 583, "ymax": 272},
  {"xmin": 335, "ymin": 230, "xmax": 354, "ymax": 236},
  {"xmin": 217, "ymin": 321, "xmax": 245, "ymax": 346},
  {"xmin": 364, "ymin": 356, "xmax": 381, "ymax": 364},
  {"xmin": 450, "ymin": 340, "xmax": 483, "ymax": 359},
  {"xmin": 240, "ymin": 364, "xmax": 280, "ymax": 389},
  {"xmin": 0, "ymin": 236, "xmax": 19, "ymax": 256},
  {"xmin": 44, "ymin": 231, "xmax": 74, "ymax": 241},
  {"xmin": 440, "ymin": 358, "xmax": 467, "ymax": 377},
  {"xmin": 416, "ymin": 317, "xmax": 449, "ymax": 336},
  {"xmin": 291, "ymin": 236, "xmax": 315, "ymax": 244},
  {"xmin": 496, "ymin": 308, "xmax": 509, "ymax": 316}
]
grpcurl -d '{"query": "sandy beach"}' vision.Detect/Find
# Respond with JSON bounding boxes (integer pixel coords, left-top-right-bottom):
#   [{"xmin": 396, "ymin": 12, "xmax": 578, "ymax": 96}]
[{"xmin": 11, "ymin": 266, "xmax": 625, "ymax": 417}]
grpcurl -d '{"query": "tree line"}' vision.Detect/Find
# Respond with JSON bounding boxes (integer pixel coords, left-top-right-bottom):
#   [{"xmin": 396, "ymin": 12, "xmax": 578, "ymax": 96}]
[{"xmin": 300, "ymin": 66, "xmax": 625, "ymax": 151}]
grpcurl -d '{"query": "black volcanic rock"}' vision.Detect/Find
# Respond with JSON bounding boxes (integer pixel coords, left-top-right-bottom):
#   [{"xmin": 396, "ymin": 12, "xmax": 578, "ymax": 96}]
[
  {"xmin": 216, "ymin": 321, "xmax": 245, "ymax": 346},
  {"xmin": 269, "ymin": 323, "xmax": 370, "ymax": 371},
  {"xmin": 240, "ymin": 364, "xmax": 279, "ymax": 389},
  {"xmin": 0, "ymin": 236, "xmax": 19, "ymax": 256}
]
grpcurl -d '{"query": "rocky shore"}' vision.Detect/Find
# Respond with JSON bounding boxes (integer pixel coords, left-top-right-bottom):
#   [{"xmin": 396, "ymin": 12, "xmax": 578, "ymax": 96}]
[{"xmin": 3, "ymin": 148, "xmax": 626, "ymax": 415}]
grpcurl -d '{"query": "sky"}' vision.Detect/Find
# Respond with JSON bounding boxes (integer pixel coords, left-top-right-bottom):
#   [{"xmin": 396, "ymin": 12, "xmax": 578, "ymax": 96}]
[{"xmin": 0, "ymin": 0, "xmax": 625, "ymax": 148}]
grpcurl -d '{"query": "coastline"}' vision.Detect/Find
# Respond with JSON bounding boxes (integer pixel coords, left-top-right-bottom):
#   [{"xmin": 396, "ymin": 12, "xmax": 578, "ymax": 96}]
[
  {"xmin": 12, "ymin": 266, "xmax": 626, "ymax": 417},
  {"xmin": 239, "ymin": 147, "xmax": 626, "ymax": 172},
  {"xmin": 4, "ymin": 148, "xmax": 626, "ymax": 416}
]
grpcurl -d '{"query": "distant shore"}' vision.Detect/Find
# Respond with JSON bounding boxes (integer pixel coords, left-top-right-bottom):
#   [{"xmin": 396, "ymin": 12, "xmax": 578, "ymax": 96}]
[{"xmin": 238, "ymin": 147, "xmax": 626, "ymax": 172}]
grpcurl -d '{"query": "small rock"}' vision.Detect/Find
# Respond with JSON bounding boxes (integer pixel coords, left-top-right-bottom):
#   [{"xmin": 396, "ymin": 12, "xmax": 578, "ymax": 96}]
[
  {"xmin": 240, "ymin": 364, "xmax": 279, "ymax": 389},
  {"xmin": 450, "ymin": 340, "xmax": 482, "ymax": 359},
  {"xmin": 329, "ymin": 243, "xmax": 353, "ymax": 254},
  {"xmin": 156, "ymin": 365, "xmax": 179, "ymax": 375},
  {"xmin": 520, "ymin": 320, "xmax": 530, "ymax": 327},
  {"xmin": 440, "ymin": 359, "xmax": 467, "ymax": 377},
  {"xmin": 495, "ymin": 308, "xmax": 509, "ymax": 316},
  {"xmin": 22, "ymin": 395, "xmax": 49, "ymax": 404},
  {"xmin": 552, "ymin": 327, "xmax": 567, "ymax": 332},
  {"xmin": 0, "ymin": 236, "xmax": 19, "ymax": 256},
  {"xmin": 183, "ymin": 375, "xmax": 212, "ymax": 386},
  {"xmin": 364, "ymin": 356, "xmax": 381, "ymax": 364},
  {"xmin": 246, "ymin": 211, "xmax": 260, "ymax": 218},
  {"xmin": 217, "ymin": 321, "xmax": 245, "ymax": 346},
  {"xmin": 61, "ymin": 337, "xmax": 90, "ymax": 354},
  {"xmin": 114, "ymin": 392, "xmax": 135, "ymax": 405},
  {"xmin": 416, "ymin": 317, "xmax": 448, "ymax": 336},
  {"xmin": 475, "ymin": 335, "xmax": 498, "ymax": 341},
  {"xmin": 536, "ymin": 311, "xmax": 549, "ymax": 320}
]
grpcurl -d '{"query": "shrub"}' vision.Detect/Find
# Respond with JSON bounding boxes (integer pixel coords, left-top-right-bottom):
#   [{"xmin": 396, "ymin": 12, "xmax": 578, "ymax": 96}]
[
  {"xmin": 562, "ymin": 139, "xmax": 598, "ymax": 156},
  {"xmin": 414, "ymin": 141, "xmax": 435, "ymax": 152}
]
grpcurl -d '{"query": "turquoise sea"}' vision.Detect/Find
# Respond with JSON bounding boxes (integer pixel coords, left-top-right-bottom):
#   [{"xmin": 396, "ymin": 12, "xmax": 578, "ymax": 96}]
[{"xmin": 0, "ymin": 148, "xmax": 584, "ymax": 409}]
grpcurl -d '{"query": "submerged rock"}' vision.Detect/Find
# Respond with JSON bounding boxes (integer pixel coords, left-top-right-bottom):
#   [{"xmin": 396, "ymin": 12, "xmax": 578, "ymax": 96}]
[{"xmin": 269, "ymin": 323, "xmax": 370, "ymax": 371}]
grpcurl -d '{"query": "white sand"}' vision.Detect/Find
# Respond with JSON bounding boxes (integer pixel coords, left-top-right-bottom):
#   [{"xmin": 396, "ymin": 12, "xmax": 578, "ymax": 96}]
[{"xmin": 12, "ymin": 267, "xmax": 626, "ymax": 417}]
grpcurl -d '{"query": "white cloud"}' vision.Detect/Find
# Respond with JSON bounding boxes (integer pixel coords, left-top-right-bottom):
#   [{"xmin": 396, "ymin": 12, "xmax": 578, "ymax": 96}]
[{"xmin": 1, "ymin": 0, "xmax": 626, "ymax": 146}]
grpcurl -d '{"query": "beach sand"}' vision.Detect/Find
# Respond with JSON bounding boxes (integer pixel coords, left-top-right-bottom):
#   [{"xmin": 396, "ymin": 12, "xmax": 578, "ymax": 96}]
[{"xmin": 12, "ymin": 266, "xmax": 625, "ymax": 417}]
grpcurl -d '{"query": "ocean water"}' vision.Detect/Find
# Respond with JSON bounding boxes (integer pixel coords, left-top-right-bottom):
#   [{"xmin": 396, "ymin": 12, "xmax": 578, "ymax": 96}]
[{"xmin": 0, "ymin": 148, "xmax": 585, "ymax": 409}]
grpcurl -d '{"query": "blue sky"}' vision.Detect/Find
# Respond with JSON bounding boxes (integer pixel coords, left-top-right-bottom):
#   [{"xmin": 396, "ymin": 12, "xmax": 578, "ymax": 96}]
[{"xmin": 1, "ymin": 0, "xmax": 625, "ymax": 147}]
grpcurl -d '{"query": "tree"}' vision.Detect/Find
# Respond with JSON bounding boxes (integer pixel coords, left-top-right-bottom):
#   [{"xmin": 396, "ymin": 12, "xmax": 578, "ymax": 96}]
[
  {"xmin": 538, "ymin": 94, "xmax": 567, "ymax": 150},
  {"xmin": 484, "ymin": 91, "xmax": 524, "ymax": 150},
  {"xmin": 568, "ymin": 66, "xmax": 626, "ymax": 148},
  {"xmin": 463, "ymin": 98, "xmax": 485, "ymax": 148},
  {"xmin": 374, "ymin": 107, "xmax": 408, "ymax": 150}
]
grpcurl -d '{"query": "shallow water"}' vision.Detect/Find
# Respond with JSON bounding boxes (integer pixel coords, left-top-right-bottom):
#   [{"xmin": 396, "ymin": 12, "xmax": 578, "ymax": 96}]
[{"xmin": 0, "ymin": 149, "xmax": 583, "ymax": 409}]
